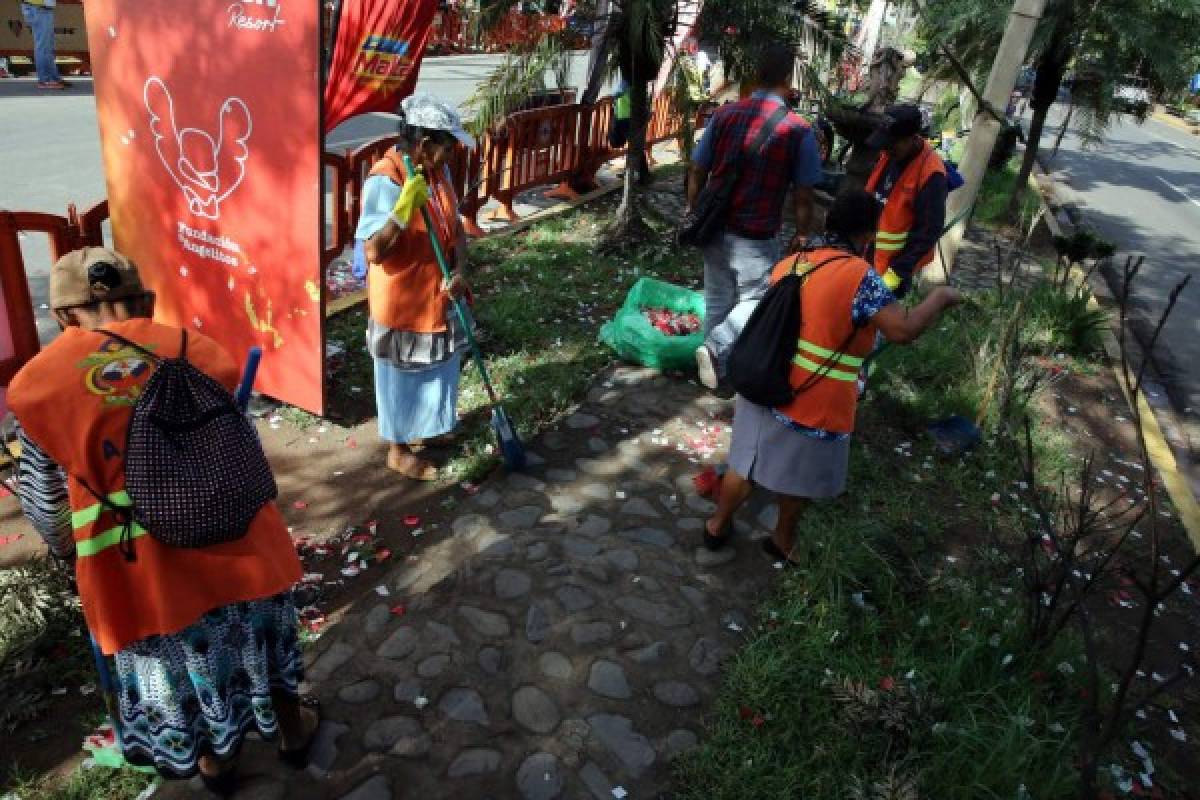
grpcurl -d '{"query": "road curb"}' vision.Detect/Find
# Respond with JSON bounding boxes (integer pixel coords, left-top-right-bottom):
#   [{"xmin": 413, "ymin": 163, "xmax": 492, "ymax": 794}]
[
  {"xmin": 1029, "ymin": 169, "xmax": 1200, "ymax": 549},
  {"xmin": 1150, "ymin": 107, "xmax": 1198, "ymax": 136}
]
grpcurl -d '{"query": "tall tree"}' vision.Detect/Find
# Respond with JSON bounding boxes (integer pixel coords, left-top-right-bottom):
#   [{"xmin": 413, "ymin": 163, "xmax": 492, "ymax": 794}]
[
  {"xmin": 468, "ymin": 0, "xmax": 677, "ymax": 244},
  {"xmin": 919, "ymin": 0, "xmax": 1200, "ymax": 219}
]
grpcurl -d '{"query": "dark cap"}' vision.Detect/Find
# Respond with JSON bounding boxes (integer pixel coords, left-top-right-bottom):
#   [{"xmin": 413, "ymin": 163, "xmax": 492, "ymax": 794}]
[{"xmin": 866, "ymin": 104, "xmax": 925, "ymax": 149}]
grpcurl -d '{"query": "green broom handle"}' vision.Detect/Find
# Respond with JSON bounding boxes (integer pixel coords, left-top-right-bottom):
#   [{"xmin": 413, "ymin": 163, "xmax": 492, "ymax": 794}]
[{"xmin": 400, "ymin": 154, "xmax": 500, "ymax": 405}]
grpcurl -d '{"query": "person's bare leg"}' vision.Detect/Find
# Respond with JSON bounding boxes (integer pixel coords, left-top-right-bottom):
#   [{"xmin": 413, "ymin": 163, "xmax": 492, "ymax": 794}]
[
  {"xmin": 705, "ymin": 467, "xmax": 752, "ymax": 543},
  {"xmin": 272, "ymin": 690, "xmax": 319, "ymax": 751},
  {"xmin": 773, "ymin": 495, "xmax": 810, "ymax": 563}
]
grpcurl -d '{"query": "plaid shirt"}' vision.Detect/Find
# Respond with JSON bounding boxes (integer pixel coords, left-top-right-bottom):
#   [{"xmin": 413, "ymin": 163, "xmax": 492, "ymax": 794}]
[{"xmin": 695, "ymin": 93, "xmax": 822, "ymax": 239}]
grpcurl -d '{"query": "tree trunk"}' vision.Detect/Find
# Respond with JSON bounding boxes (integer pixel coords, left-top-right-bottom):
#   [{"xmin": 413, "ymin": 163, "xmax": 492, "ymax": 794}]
[
  {"xmin": 615, "ymin": 71, "xmax": 651, "ymax": 233},
  {"xmin": 1005, "ymin": 13, "xmax": 1071, "ymax": 218},
  {"xmin": 1050, "ymin": 100, "xmax": 1074, "ymax": 161},
  {"xmin": 580, "ymin": 0, "xmax": 611, "ymax": 105},
  {"xmin": 1008, "ymin": 100, "xmax": 1049, "ymax": 218}
]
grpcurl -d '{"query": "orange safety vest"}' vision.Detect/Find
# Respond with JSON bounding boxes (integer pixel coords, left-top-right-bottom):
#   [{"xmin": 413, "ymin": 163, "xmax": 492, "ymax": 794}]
[
  {"xmin": 771, "ymin": 247, "xmax": 878, "ymax": 434},
  {"xmin": 865, "ymin": 141, "xmax": 947, "ymax": 276},
  {"xmin": 366, "ymin": 151, "xmax": 460, "ymax": 333},
  {"xmin": 7, "ymin": 319, "xmax": 302, "ymax": 655}
]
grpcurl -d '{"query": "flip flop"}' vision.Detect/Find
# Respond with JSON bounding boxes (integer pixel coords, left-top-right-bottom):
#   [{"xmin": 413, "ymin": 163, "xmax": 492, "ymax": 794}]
[{"xmin": 761, "ymin": 538, "xmax": 804, "ymax": 569}]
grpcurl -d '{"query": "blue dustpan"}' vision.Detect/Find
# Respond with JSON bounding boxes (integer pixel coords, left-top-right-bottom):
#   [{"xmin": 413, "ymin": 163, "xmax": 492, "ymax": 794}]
[{"xmin": 927, "ymin": 415, "xmax": 982, "ymax": 456}]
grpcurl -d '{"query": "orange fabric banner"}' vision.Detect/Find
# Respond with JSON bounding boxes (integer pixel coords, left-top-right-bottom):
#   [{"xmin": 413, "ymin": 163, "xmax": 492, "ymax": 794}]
[
  {"xmin": 82, "ymin": 0, "xmax": 325, "ymax": 414},
  {"xmin": 324, "ymin": 0, "xmax": 438, "ymax": 132}
]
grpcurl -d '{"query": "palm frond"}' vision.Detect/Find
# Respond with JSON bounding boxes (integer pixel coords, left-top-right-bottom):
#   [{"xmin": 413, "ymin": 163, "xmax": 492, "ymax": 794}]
[{"xmin": 463, "ymin": 34, "xmax": 573, "ymax": 136}]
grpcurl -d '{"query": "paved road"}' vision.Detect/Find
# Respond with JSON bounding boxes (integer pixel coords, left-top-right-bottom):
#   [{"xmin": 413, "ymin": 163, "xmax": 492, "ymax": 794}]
[
  {"xmin": 0, "ymin": 52, "xmax": 593, "ymax": 342},
  {"xmin": 1038, "ymin": 104, "xmax": 1200, "ymax": 424}
]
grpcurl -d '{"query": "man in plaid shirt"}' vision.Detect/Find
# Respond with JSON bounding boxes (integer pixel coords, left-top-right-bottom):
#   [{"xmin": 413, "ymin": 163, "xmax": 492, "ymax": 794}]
[{"xmin": 686, "ymin": 41, "xmax": 823, "ymax": 389}]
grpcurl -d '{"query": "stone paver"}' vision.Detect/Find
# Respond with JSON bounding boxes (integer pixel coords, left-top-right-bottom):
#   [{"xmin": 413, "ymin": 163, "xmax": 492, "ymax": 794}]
[
  {"xmin": 587, "ymin": 660, "xmax": 632, "ymax": 700},
  {"xmin": 155, "ymin": 365, "xmax": 782, "ymax": 800},
  {"xmin": 447, "ymin": 748, "xmax": 502, "ymax": 778}
]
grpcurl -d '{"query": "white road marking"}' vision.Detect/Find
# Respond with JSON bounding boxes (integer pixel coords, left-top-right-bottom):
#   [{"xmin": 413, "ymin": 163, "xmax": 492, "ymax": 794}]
[
  {"xmin": 1143, "ymin": 118, "xmax": 1200, "ymax": 155},
  {"xmin": 1156, "ymin": 176, "xmax": 1200, "ymax": 209}
]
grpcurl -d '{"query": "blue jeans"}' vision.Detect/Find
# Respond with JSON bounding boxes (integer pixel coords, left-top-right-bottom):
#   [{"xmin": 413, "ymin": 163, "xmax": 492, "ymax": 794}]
[
  {"xmin": 701, "ymin": 231, "xmax": 781, "ymax": 375},
  {"xmin": 21, "ymin": 3, "xmax": 61, "ymax": 83}
]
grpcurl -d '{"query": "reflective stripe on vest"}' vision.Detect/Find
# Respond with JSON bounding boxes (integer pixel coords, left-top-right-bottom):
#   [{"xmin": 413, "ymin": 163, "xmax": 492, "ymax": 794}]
[
  {"xmin": 72, "ymin": 490, "xmax": 145, "ymax": 558},
  {"xmin": 875, "ymin": 230, "xmax": 908, "ymax": 251},
  {"xmin": 76, "ymin": 522, "xmax": 149, "ymax": 558},
  {"xmin": 70, "ymin": 490, "xmax": 133, "ymax": 529},
  {"xmin": 793, "ymin": 339, "xmax": 862, "ymax": 382}
]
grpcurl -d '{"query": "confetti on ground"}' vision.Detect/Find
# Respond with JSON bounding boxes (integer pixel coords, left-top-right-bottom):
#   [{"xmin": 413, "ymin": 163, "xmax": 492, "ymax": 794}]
[{"xmin": 642, "ymin": 307, "xmax": 701, "ymax": 336}]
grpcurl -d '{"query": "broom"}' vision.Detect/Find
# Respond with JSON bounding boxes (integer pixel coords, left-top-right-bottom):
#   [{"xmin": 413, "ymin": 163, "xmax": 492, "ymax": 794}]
[{"xmin": 400, "ymin": 154, "xmax": 527, "ymax": 471}]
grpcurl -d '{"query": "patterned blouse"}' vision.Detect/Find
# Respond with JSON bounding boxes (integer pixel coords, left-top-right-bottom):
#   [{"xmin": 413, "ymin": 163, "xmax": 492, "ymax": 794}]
[{"xmin": 13, "ymin": 425, "xmax": 74, "ymax": 560}]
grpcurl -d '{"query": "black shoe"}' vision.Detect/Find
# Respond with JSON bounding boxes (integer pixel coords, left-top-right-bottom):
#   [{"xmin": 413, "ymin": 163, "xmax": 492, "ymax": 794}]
[
  {"xmin": 703, "ymin": 520, "xmax": 734, "ymax": 551},
  {"xmin": 278, "ymin": 696, "xmax": 322, "ymax": 769}
]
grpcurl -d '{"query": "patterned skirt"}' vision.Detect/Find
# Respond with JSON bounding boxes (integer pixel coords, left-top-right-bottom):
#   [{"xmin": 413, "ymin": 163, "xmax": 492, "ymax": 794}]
[{"xmin": 113, "ymin": 592, "xmax": 303, "ymax": 777}]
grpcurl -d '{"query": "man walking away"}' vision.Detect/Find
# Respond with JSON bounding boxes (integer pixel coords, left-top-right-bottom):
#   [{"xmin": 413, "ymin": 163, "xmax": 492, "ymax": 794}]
[
  {"xmin": 687, "ymin": 40, "xmax": 823, "ymax": 390},
  {"xmin": 20, "ymin": 0, "xmax": 68, "ymax": 89},
  {"xmin": 864, "ymin": 104, "xmax": 947, "ymax": 297}
]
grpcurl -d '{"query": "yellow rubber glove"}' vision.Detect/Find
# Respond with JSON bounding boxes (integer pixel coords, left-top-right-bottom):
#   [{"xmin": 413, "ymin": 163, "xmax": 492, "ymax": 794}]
[
  {"xmin": 882, "ymin": 268, "xmax": 903, "ymax": 292},
  {"xmin": 390, "ymin": 172, "xmax": 430, "ymax": 227}
]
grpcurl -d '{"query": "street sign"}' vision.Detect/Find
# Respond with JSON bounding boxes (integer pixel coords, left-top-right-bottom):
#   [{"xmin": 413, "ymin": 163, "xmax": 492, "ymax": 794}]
[{"xmin": 82, "ymin": 0, "xmax": 326, "ymax": 414}]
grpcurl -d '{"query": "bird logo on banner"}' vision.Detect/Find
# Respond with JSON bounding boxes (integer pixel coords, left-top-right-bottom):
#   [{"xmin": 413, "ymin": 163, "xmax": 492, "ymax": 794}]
[{"xmin": 144, "ymin": 76, "xmax": 253, "ymax": 220}]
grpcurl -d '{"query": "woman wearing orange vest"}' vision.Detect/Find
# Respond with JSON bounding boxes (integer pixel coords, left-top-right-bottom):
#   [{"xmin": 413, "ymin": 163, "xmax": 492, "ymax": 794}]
[
  {"xmin": 703, "ymin": 191, "xmax": 961, "ymax": 565},
  {"xmin": 864, "ymin": 104, "xmax": 948, "ymax": 297},
  {"xmin": 7, "ymin": 248, "xmax": 316, "ymax": 793},
  {"xmin": 357, "ymin": 93, "xmax": 477, "ymax": 481}
]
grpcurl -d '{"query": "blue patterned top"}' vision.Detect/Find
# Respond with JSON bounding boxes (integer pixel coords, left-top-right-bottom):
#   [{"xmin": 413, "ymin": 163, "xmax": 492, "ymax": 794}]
[{"xmin": 770, "ymin": 238, "xmax": 895, "ymax": 441}]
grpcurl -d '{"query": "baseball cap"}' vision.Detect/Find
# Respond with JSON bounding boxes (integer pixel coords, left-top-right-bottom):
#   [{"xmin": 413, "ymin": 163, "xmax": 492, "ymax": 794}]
[
  {"xmin": 50, "ymin": 246, "xmax": 146, "ymax": 310},
  {"xmin": 866, "ymin": 104, "xmax": 925, "ymax": 149},
  {"xmin": 400, "ymin": 92, "xmax": 477, "ymax": 150}
]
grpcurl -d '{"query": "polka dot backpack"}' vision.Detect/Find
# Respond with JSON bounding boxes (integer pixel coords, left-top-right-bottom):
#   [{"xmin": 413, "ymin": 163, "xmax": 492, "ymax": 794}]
[{"xmin": 79, "ymin": 328, "xmax": 278, "ymax": 560}]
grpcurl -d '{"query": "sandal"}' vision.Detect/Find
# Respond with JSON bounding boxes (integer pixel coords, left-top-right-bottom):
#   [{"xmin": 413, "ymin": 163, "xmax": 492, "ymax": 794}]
[
  {"xmin": 386, "ymin": 451, "xmax": 438, "ymax": 481},
  {"xmin": 702, "ymin": 519, "xmax": 735, "ymax": 551},
  {"xmin": 761, "ymin": 538, "xmax": 804, "ymax": 569},
  {"xmin": 278, "ymin": 696, "xmax": 321, "ymax": 769}
]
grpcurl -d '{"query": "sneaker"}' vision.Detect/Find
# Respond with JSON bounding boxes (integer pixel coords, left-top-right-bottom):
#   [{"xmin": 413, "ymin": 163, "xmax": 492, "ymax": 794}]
[
  {"xmin": 37, "ymin": 80, "xmax": 69, "ymax": 90},
  {"xmin": 695, "ymin": 345, "xmax": 719, "ymax": 390}
]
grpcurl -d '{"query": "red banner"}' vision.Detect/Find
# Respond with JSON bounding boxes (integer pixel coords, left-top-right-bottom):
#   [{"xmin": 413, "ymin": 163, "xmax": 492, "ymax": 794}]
[
  {"xmin": 0, "ymin": 247, "xmax": 40, "ymax": 420},
  {"xmin": 82, "ymin": 0, "xmax": 325, "ymax": 413},
  {"xmin": 324, "ymin": 0, "xmax": 438, "ymax": 132}
]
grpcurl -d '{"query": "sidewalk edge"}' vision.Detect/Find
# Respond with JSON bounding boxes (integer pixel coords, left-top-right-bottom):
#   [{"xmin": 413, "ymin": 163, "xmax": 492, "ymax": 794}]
[{"xmin": 1030, "ymin": 169, "xmax": 1200, "ymax": 550}]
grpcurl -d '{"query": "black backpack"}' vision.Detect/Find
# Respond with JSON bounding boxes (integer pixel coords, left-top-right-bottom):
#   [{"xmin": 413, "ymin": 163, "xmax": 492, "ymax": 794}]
[
  {"xmin": 726, "ymin": 253, "xmax": 858, "ymax": 407},
  {"xmin": 78, "ymin": 329, "xmax": 277, "ymax": 560}
]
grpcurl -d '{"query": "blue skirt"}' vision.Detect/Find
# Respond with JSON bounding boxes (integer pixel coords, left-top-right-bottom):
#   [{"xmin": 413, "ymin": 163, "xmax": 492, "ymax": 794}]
[
  {"xmin": 375, "ymin": 353, "xmax": 462, "ymax": 444},
  {"xmin": 115, "ymin": 592, "xmax": 303, "ymax": 777}
]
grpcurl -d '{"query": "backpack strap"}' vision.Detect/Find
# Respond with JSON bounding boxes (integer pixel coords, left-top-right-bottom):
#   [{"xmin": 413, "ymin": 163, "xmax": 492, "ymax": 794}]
[
  {"xmin": 788, "ymin": 254, "xmax": 865, "ymax": 397},
  {"xmin": 94, "ymin": 328, "xmax": 161, "ymax": 364},
  {"xmin": 74, "ymin": 475, "xmax": 138, "ymax": 563}
]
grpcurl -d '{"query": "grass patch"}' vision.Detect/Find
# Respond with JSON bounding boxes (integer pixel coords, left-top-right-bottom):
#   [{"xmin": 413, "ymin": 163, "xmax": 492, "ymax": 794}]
[
  {"xmin": 1, "ymin": 558, "xmax": 96, "ymax": 735},
  {"xmin": 4, "ymin": 764, "xmax": 155, "ymax": 800},
  {"xmin": 974, "ymin": 156, "xmax": 1039, "ymax": 229},
  {"xmin": 324, "ymin": 196, "xmax": 700, "ymax": 481},
  {"xmin": 674, "ymin": 285, "xmax": 1103, "ymax": 799}
]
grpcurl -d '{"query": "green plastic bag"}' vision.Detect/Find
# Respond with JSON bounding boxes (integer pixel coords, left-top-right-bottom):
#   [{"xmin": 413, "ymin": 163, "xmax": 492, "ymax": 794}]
[{"xmin": 599, "ymin": 277, "xmax": 706, "ymax": 371}]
